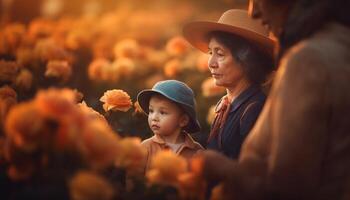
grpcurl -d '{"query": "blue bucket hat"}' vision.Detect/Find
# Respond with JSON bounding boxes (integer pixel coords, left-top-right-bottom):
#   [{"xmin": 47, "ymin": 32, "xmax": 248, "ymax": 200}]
[{"xmin": 137, "ymin": 80, "xmax": 201, "ymax": 133}]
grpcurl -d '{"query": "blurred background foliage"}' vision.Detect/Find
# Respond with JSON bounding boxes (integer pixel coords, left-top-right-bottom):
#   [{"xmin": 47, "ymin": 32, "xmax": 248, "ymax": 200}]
[{"xmin": 0, "ymin": 0, "xmax": 248, "ymax": 146}]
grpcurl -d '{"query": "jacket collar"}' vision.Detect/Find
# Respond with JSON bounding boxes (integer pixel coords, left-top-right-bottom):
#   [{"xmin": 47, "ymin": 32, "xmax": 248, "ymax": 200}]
[
  {"xmin": 151, "ymin": 133, "xmax": 197, "ymax": 149},
  {"xmin": 215, "ymin": 85, "xmax": 261, "ymax": 113}
]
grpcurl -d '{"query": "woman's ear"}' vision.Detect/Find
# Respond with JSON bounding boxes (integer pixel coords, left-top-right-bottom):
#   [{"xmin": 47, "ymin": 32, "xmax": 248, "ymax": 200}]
[{"xmin": 179, "ymin": 114, "xmax": 190, "ymax": 128}]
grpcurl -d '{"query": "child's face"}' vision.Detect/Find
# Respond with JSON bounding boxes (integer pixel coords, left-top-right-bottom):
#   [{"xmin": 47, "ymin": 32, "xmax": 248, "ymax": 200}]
[{"xmin": 148, "ymin": 95, "xmax": 189, "ymax": 137}]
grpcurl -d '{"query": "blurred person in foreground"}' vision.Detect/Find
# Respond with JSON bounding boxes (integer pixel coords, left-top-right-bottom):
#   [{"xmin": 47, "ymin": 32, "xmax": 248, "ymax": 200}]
[
  {"xmin": 183, "ymin": 9, "xmax": 274, "ymax": 160},
  {"xmin": 198, "ymin": 0, "xmax": 350, "ymax": 199},
  {"xmin": 137, "ymin": 80, "xmax": 203, "ymax": 174}
]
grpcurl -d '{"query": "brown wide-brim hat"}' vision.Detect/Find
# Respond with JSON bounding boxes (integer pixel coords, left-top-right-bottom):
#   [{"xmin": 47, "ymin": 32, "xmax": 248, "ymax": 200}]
[{"xmin": 183, "ymin": 9, "xmax": 275, "ymax": 57}]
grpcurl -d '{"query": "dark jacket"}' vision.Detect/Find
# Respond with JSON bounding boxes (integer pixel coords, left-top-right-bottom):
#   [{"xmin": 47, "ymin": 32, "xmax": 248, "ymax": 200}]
[{"xmin": 207, "ymin": 85, "xmax": 266, "ymax": 159}]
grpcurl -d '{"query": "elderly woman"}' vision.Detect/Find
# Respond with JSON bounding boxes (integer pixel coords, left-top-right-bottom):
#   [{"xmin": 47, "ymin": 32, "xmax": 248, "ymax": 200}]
[
  {"xmin": 183, "ymin": 9, "xmax": 274, "ymax": 159},
  {"xmin": 200, "ymin": 0, "xmax": 350, "ymax": 199}
]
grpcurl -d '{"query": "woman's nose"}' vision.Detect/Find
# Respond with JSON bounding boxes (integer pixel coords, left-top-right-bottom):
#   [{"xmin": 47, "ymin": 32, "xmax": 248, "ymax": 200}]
[
  {"xmin": 208, "ymin": 55, "xmax": 218, "ymax": 69},
  {"xmin": 248, "ymin": 0, "xmax": 261, "ymax": 19}
]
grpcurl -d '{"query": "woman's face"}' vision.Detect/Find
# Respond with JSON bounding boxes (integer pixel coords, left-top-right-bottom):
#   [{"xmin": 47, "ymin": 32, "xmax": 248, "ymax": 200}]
[
  {"xmin": 248, "ymin": 0, "xmax": 292, "ymax": 38},
  {"xmin": 208, "ymin": 37, "xmax": 245, "ymax": 88}
]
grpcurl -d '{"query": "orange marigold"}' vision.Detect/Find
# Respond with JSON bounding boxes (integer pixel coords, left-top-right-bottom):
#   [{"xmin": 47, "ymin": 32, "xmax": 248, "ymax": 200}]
[
  {"xmin": 69, "ymin": 171, "xmax": 115, "ymax": 200},
  {"xmin": 164, "ymin": 58, "xmax": 182, "ymax": 78},
  {"xmin": 165, "ymin": 36, "xmax": 189, "ymax": 57},
  {"xmin": 99, "ymin": 89, "xmax": 132, "ymax": 112},
  {"xmin": 14, "ymin": 69, "xmax": 33, "ymax": 91},
  {"xmin": 45, "ymin": 60, "xmax": 72, "ymax": 82},
  {"xmin": 196, "ymin": 53, "xmax": 209, "ymax": 72},
  {"xmin": 35, "ymin": 88, "xmax": 79, "ymax": 119},
  {"xmin": 0, "ymin": 60, "xmax": 20, "ymax": 82},
  {"xmin": 146, "ymin": 151, "xmax": 188, "ymax": 186},
  {"xmin": 113, "ymin": 38, "xmax": 141, "ymax": 59},
  {"xmin": 0, "ymin": 85, "xmax": 17, "ymax": 127},
  {"xmin": 112, "ymin": 57, "xmax": 135, "ymax": 78},
  {"xmin": 114, "ymin": 137, "xmax": 147, "ymax": 174},
  {"xmin": 206, "ymin": 105, "xmax": 217, "ymax": 125},
  {"xmin": 78, "ymin": 120, "xmax": 120, "ymax": 170}
]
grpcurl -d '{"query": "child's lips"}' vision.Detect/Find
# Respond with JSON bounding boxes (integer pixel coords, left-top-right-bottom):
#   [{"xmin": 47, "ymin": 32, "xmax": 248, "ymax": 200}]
[{"xmin": 151, "ymin": 124, "xmax": 160, "ymax": 129}]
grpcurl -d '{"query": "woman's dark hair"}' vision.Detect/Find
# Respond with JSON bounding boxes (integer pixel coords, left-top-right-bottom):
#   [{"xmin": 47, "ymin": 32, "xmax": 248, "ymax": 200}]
[
  {"xmin": 208, "ymin": 31, "xmax": 274, "ymax": 86},
  {"xmin": 278, "ymin": 0, "xmax": 350, "ymax": 62}
]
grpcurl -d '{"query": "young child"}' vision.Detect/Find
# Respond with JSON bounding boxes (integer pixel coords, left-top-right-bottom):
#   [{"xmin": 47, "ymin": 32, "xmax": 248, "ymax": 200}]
[{"xmin": 137, "ymin": 80, "xmax": 204, "ymax": 173}]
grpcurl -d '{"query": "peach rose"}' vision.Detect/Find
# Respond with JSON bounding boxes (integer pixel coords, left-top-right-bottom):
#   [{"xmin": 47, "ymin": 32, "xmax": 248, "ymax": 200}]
[
  {"xmin": 146, "ymin": 151, "xmax": 188, "ymax": 186},
  {"xmin": 114, "ymin": 137, "xmax": 147, "ymax": 174},
  {"xmin": 69, "ymin": 171, "xmax": 115, "ymax": 200},
  {"xmin": 165, "ymin": 36, "xmax": 189, "ymax": 57},
  {"xmin": 0, "ymin": 60, "xmax": 20, "ymax": 82},
  {"xmin": 201, "ymin": 77, "xmax": 226, "ymax": 97},
  {"xmin": 14, "ymin": 69, "xmax": 33, "ymax": 91},
  {"xmin": 99, "ymin": 89, "xmax": 132, "ymax": 112},
  {"xmin": 45, "ymin": 60, "xmax": 72, "ymax": 82}
]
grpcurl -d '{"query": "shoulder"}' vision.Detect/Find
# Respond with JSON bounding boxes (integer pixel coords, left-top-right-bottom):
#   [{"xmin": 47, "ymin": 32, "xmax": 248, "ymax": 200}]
[
  {"xmin": 141, "ymin": 137, "xmax": 155, "ymax": 149},
  {"xmin": 184, "ymin": 133, "xmax": 204, "ymax": 150}
]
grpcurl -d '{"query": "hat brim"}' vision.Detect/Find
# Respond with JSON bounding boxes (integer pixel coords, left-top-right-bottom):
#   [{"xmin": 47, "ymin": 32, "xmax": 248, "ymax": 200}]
[
  {"xmin": 183, "ymin": 21, "xmax": 275, "ymax": 57},
  {"xmin": 137, "ymin": 89, "xmax": 201, "ymax": 133}
]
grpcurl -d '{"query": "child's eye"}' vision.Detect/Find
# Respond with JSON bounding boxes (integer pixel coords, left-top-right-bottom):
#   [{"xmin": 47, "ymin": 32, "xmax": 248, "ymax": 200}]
[
  {"xmin": 160, "ymin": 111, "xmax": 168, "ymax": 115},
  {"xmin": 149, "ymin": 109, "xmax": 153, "ymax": 113}
]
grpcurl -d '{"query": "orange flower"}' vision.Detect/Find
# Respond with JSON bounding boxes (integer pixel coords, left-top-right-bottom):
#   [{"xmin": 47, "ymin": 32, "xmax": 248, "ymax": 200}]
[
  {"xmin": 164, "ymin": 58, "xmax": 182, "ymax": 78},
  {"xmin": 114, "ymin": 137, "xmax": 147, "ymax": 174},
  {"xmin": 113, "ymin": 38, "xmax": 141, "ymax": 59},
  {"xmin": 99, "ymin": 89, "xmax": 132, "ymax": 112},
  {"xmin": 210, "ymin": 184, "xmax": 225, "ymax": 200},
  {"xmin": 65, "ymin": 29, "xmax": 92, "ymax": 50},
  {"xmin": 92, "ymin": 37, "xmax": 115, "ymax": 59},
  {"xmin": 165, "ymin": 36, "xmax": 189, "ymax": 57},
  {"xmin": 78, "ymin": 120, "xmax": 120, "ymax": 169},
  {"xmin": 35, "ymin": 88, "xmax": 78, "ymax": 120},
  {"xmin": 77, "ymin": 101, "xmax": 107, "ymax": 124},
  {"xmin": 146, "ymin": 151, "xmax": 188, "ymax": 186},
  {"xmin": 16, "ymin": 48, "xmax": 40, "ymax": 69},
  {"xmin": 0, "ymin": 85, "xmax": 17, "ymax": 127},
  {"xmin": 5, "ymin": 102, "xmax": 47, "ymax": 153},
  {"xmin": 0, "ymin": 23, "xmax": 26, "ymax": 55},
  {"xmin": 0, "ymin": 60, "xmax": 20, "ymax": 82},
  {"xmin": 28, "ymin": 18, "xmax": 55, "ymax": 40},
  {"xmin": 206, "ymin": 105, "xmax": 217, "ymax": 125},
  {"xmin": 45, "ymin": 60, "xmax": 72, "ymax": 82},
  {"xmin": 112, "ymin": 57, "xmax": 135, "ymax": 78},
  {"xmin": 69, "ymin": 171, "xmax": 115, "ymax": 200},
  {"xmin": 88, "ymin": 58, "xmax": 118, "ymax": 82},
  {"xmin": 196, "ymin": 53, "xmax": 209, "ymax": 72},
  {"xmin": 34, "ymin": 38, "xmax": 71, "ymax": 62},
  {"xmin": 14, "ymin": 69, "xmax": 33, "ymax": 91},
  {"xmin": 132, "ymin": 101, "xmax": 144, "ymax": 116},
  {"xmin": 201, "ymin": 77, "xmax": 226, "ymax": 97},
  {"xmin": 178, "ymin": 172, "xmax": 206, "ymax": 200}
]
